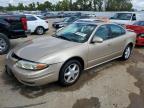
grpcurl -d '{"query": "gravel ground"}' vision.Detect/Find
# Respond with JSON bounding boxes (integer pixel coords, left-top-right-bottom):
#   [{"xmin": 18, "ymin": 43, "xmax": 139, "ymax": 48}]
[{"xmin": 0, "ymin": 18, "xmax": 144, "ymax": 108}]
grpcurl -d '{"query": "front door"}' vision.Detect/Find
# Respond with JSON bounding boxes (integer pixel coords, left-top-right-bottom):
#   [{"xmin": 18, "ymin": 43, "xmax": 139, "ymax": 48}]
[{"xmin": 88, "ymin": 25, "xmax": 113, "ymax": 67}]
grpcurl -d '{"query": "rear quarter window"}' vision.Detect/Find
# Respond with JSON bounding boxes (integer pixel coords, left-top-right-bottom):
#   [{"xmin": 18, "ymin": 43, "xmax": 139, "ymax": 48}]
[
  {"xmin": 26, "ymin": 15, "xmax": 37, "ymax": 21},
  {"xmin": 109, "ymin": 24, "xmax": 126, "ymax": 38}
]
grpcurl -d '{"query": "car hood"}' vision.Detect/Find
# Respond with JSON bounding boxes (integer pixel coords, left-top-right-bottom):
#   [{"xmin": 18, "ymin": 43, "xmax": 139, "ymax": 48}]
[
  {"xmin": 13, "ymin": 36, "xmax": 79, "ymax": 62},
  {"xmin": 109, "ymin": 19, "xmax": 132, "ymax": 25}
]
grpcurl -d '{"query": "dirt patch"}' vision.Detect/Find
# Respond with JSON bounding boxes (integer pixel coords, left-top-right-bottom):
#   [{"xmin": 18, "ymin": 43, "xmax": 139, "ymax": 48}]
[
  {"xmin": 130, "ymin": 49, "xmax": 144, "ymax": 63},
  {"xmin": 127, "ymin": 65, "xmax": 144, "ymax": 108},
  {"xmin": 72, "ymin": 97, "xmax": 100, "ymax": 108},
  {"xmin": 126, "ymin": 48, "xmax": 144, "ymax": 108}
]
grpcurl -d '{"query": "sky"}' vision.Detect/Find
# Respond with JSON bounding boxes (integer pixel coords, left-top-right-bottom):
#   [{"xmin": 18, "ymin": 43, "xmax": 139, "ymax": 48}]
[{"xmin": 0, "ymin": 0, "xmax": 144, "ymax": 10}]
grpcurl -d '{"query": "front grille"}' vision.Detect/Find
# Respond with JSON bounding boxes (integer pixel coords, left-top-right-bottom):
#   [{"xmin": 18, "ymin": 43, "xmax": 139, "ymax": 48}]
[{"xmin": 11, "ymin": 53, "xmax": 22, "ymax": 60}]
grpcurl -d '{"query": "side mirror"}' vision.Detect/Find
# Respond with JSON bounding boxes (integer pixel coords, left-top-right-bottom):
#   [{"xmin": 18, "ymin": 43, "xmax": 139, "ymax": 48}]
[{"xmin": 91, "ymin": 36, "xmax": 103, "ymax": 43}]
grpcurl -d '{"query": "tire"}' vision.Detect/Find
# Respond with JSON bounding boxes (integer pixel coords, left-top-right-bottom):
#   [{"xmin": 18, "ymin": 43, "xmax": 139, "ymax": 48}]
[
  {"xmin": 35, "ymin": 27, "xmax": 45, "ymax": 35},
  {"xmin": 121, "ymin": 45, "xmax": 132, "ymax": 60},
  {"xmin": 59, "ymin": 60, "xmax": 82, "ymax": 86},
  {"xmin": 0, "ymin": 33, "xmax": 10, "ymax": 55},
  {"xmin": 5, "ymin": 66, "xmax": 13, "ymax": 77}
]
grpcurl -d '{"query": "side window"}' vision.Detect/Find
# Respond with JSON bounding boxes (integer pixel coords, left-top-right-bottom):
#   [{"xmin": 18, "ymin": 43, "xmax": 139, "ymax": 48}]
[
  {"xmin": 95, "ymin": 25, "xmax": 109, "ymax": 40},
  {"xmin": 26, "ymin": 15, "xmax": 37, "ymax": 21},
  {"xmin": 109, "ymin": 24, "xmax": 125, "ymax": 38},
  {"xmin": 140, "ymin": 21, "xmax": 144, "ymax": 26}
]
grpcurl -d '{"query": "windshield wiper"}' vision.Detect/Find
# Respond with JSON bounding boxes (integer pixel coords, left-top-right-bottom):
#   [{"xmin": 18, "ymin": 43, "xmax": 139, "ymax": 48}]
[{"xmin": 55, "ymin": 35, "xmax": 72, "ymax": 41}]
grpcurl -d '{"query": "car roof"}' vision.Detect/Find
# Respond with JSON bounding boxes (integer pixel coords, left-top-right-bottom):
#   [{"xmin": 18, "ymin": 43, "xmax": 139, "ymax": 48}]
[
  {"xmin": 75, "ymin": 19, "xmax": 125, "ymax": 27},
  {"xmin": 25, "ymin": 14, "xmax": 37, "ymax": 16},
  {"xmin": 75, "ymin": 18, "xmax": 106, "ymax": 25},
  {"xmin": 114, "ymin": 12, "xmax": 144, "ymax": 15}
]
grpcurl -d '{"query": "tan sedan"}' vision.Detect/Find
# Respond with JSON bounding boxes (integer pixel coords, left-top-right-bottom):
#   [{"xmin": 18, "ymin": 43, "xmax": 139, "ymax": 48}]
[{"xmin": 5, "ymin": 20, "xmax": 136, "ymax": 86}]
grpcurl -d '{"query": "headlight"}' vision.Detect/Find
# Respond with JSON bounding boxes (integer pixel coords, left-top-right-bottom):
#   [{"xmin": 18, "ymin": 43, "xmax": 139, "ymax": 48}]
[
  {"xmin": 59, "ymin": 24, "xmax": 64, "ymax": 27},
  {"xmin": 16, "ymin": 60, "xmax": 48, "ymax": 70}
]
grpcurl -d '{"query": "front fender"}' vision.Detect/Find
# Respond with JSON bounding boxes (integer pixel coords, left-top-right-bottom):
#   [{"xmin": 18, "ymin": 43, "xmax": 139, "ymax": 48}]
[{"xmin": 39, "ymin": 43, "xmax": 89, "ymax": 68}]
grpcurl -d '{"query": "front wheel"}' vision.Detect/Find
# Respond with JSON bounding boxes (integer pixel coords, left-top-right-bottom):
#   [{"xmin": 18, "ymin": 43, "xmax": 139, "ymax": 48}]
[
  {"xmin": 121, "ymin": 45, "xmax": 132, "ymax": 60},
  {"xmin": 59, "ymin": 60, "xmax": 82, "ymax": 86},
  {"xmin": 0, "ymin": 33, "xmax": 10, "ymax": 55}
]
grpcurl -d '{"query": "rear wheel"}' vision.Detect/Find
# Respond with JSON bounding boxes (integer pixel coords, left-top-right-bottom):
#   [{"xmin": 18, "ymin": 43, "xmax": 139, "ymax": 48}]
[
  {"xmin": 35, "ymin": 27, "xmax": 45, "ymax": 35},
  {"xmin": 121, "ymin": 45, "xmax": 132, "ymax": 60},
  {"xmin": 0, "ymin": 33, "xmax": 10, "ymax": 55},
  {"xmin": 59, "ymin": 60, "xmax": 82, "ymax": 86}
]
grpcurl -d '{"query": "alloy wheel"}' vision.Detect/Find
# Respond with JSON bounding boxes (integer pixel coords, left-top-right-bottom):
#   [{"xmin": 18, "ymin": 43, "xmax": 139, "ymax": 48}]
[
  {"xmin": 64, "ymin": 63, "xmax": 80, "ymax": 83},
  {"xmin": 124, "ymin": 46, "xmax": 131, "ymax": 59},
  {"xmin": 0, "ymin": 38, "xmax": 7, "ymax": 53}
]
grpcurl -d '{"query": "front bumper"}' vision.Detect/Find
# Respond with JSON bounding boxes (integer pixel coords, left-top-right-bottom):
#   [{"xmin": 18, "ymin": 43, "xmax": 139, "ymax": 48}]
[
  {"xmin": 52, "ymin": 24, "xmax": 64, "ymax": 29},
  {"xmin": 5, "ymin": 52, "xmax": 63, "ymax": 86}
]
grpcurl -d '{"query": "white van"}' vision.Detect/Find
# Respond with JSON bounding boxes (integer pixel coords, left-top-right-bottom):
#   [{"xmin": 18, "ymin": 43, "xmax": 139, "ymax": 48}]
[{"xmin": 109, "ymin": 12, "xmax": 144, "ymax": 25}]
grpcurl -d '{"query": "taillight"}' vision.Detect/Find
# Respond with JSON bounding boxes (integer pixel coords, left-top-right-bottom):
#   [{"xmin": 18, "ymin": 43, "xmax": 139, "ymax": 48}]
[{"xmin": 21, "ymin": 17, "xmax": 27, "ymax": 31}]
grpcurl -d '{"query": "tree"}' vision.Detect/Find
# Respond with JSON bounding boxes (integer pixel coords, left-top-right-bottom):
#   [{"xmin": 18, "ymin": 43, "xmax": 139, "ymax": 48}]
[
  {"xmin": 105, "ymin": 0, "xmax": 133, "ymax": 11},
  {"xmin": 28, "ymin": 2, "xmax": 36, "ymax": 11},
  {"xmin": 4, "ymin": 0, "xmax": 133, "ymax": 11},
  {"xmin": 6, "ymin": 4, "xmax": 16, "ymax": 11},
  {"xmin": 70, "ymin": 0, "xmax": 73, "ymax": 11},
  {"xmin": 0, "ymin": 6, "xmax": 4, "ymax": 11},
  {"xmin": 93, "ymin": 0, "xmax": 104, "ymax": 11},
  {"xmin": 73, "ymin": 0, "xmax": 93, "ymax": 11},
  {"xmin": 55, "ymin": 0, "xmax": 70, "ymax": 11},
  {"xmin": 17, "ymin": 3, "xmax": 25, "ymax": 11}
]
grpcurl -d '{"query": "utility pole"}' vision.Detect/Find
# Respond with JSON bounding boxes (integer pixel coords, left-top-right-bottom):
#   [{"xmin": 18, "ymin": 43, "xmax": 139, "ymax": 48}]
[{"xmin": 70, "ymin": 0, "xmax": 72, "ymax": 11}]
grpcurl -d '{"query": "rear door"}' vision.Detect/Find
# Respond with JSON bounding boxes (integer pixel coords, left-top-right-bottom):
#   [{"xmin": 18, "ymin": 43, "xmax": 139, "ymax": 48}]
[
  {"xmin": 107, "ymin": 24, "xmax": 127, "ymax": 57},
  {"xmin": 26, "ymin": 15, "xmax": 38, "ymax": 32}
]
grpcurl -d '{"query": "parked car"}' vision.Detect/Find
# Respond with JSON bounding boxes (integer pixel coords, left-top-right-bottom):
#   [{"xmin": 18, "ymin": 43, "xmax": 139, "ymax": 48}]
[
  {"xmin": 26, "ymin": 14, "xmax": 49, "ymax": 35},
  {"xmin": 126, "ymin": 21, "xmax": 144, "ymax": 46},
  {"xmin": 52, "ymin": 16, "xmax": 90, "ymax": 29},
  {"xmin": 36, "ymin": 15, "xmax": 47, "ymax": 20},
  {"xmin": 52, "ymin": 16, "xmax": 79, "ymax": 29},
  {"xmin": 0, "ymin": 14, "xmax": 28, "ymax": 55},
  {"xmin": 110, "ymin": 12, "xmax": 144, "ymax": 25},
  {"xmin": 6, "ymin": 21, "xmax": 136, "ymax": 86},
  {"xmin": 44, "ymin": 12, "xmax": 57, "ymax": 18}
]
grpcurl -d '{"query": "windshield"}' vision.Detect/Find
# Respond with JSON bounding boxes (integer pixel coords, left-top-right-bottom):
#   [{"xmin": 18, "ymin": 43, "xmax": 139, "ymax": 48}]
[
  {"xmin": 53, "ymin": 23, "xmax": 96, "ymax": 43},
  {"xmin": 111, "ymin": 13, "xmax": 132, "ymax": 20},
  {"xmin": 63, "ymin": 17, "xmax": 75, "ymax": 22}
]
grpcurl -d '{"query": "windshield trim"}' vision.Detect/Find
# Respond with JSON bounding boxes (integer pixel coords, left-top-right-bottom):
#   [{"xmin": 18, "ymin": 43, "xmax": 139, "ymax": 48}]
[{"xmin": 54, "ymin": 23, "xmax": 97, "ymax": 43}]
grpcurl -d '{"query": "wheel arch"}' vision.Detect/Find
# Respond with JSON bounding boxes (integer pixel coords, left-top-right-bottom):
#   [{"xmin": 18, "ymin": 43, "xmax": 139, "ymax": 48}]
[
  {"xmin": 61, "ymin": 56, "xmax": 85, "ymax": 70},
  {"xmin": 35, "ymin": 26, "xmax": 45, "ymax": 32}
]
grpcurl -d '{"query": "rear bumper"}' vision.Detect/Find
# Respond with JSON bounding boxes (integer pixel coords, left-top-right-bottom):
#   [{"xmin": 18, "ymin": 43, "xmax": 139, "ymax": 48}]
[
  {"xmin": 52, "ymin": 24, "xmax": 63, "ymax": 29},
  {"xmin": 44, "ymin": 28, "xmax": 49, "ymax": 32},
  {"xmin": 10, "ymin": 30, "xmax": 30, "ymax": 39}
]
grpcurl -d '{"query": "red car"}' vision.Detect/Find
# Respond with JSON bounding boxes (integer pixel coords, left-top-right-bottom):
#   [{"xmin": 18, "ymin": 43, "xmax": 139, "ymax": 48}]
[{"xmin": 126, "ymin": 21, "xmax": 144, "ymax": 46}]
